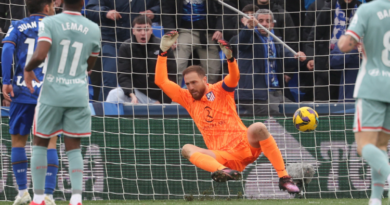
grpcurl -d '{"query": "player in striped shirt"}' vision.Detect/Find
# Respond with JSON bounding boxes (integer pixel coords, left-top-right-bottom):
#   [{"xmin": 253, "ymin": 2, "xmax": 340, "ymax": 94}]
[
  {"xmin": 1, "ymin": 0, "xmax": 58, "ymax": 204},
  {"xmin": 155, "ymin": 31, "xmax": 300, "ymax": 194}
]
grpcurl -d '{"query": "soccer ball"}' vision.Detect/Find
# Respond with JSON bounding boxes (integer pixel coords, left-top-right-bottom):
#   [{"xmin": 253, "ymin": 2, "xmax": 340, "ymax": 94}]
[{"xmin": 293, "ymin": 107, "xmax": 319, "ymax": 132}]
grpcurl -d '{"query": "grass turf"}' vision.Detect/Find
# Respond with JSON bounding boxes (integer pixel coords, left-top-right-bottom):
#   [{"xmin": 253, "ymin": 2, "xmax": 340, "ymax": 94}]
[{"xmin": 0, "ymin": 199, "xmax": 380, "ymax": 205}]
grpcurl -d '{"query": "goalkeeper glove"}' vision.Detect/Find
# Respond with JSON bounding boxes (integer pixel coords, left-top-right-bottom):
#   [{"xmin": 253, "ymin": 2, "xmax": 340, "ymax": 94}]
[
  {"xmin": 160, "ymin": 31, "xmax": 179, "ymax": 55},
  {"xmin": 218, "ymin": 39, "xmax": 234, "ymax": 61}
]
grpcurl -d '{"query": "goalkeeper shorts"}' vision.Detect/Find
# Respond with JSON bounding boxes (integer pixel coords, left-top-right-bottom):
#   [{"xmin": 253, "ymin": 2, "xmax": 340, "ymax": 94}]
[
  {"xmin": 353, "ymin": 98, "xmax": 390, "ymax": 133},
  {"xmin": 212, "ymin": 142, "xmax": 262, "ymax": 172},
  {"xmin": 33, "ymin": 103, "xmax": 91, "ymax": 138}
]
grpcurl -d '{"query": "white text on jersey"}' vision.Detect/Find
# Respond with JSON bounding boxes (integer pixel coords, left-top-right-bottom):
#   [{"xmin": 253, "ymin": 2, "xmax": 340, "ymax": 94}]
[
  {"xmin": 16, "ymin": 76, "xmax": 42, "ymax": 87},
  {"xmin": 61, "ymin": 22, "xmax": 89, "ymax": 35},
  {"xmin": 377, "ymin": 9, "xmax": 390, "ymax": 20},
  {"xmin": 18, "ymin": 21, "xmax": 37, "ymax": 32},
  {"xmin": 55, "ymin": 77, "xmax": 86, "ymax": 85}
]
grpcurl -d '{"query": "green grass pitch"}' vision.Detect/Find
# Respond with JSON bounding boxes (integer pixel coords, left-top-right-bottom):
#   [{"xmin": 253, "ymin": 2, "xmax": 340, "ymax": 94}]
[{"xmin": 0, "ymin": 199, "xmax": 380, "ymax": 205}]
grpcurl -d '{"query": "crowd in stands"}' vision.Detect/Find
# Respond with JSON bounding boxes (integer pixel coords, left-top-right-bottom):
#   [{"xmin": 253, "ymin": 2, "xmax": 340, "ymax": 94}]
[{"xmin": 0, "ymin": 0, "xmax": 369, "ymax": 115}]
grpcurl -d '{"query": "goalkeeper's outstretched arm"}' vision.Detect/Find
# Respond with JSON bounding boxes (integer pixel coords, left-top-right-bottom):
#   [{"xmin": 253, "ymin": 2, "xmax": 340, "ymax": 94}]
[
  {"xmin": 155, "ymin": 55, "xmax": 182, "ymax": 102},
  {"xmin": 219, "ymin": 39, "xmax": 239, "ymax": 89}
]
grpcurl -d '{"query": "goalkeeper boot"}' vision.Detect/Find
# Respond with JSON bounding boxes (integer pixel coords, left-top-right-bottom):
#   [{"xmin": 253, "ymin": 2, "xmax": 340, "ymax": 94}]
[
  {"xmin": 279, "ymin": 175, "xmax": 300, "ymax": 194},
  {"xmin": 13, "ymin": 191, "xmax": 31, "ymax": 205},
  {"xmin": 211, "ymin": 168, "xmax": 241, "ymax": 182}
]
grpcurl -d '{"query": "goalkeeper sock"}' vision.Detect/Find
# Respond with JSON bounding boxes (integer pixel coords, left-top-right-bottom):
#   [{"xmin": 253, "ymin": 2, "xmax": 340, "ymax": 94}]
[
  {"xmin": 31, "ymin": 146, "xmax": 48, "ymax": 204},
  {"xmin": 45, "ymin": 149, "xmax": 58, "ymax": 195},
  {"xmin": 362, "ymin": 144, "xmax": 390, "ymax": 180},
  {"xmin": 371, "ymin": 150, "xmax": 388, "ymax": 200},
  {"xmin": 189, "ymin": 152, "xmax": 226, "ymax": 172},
  {"xmin": 66, "ymin": 149, "xmax": 83, "ymax": 197},
  {"xmin": 260, "ymin": 135, "xmax": 288, "ymax": 178}
]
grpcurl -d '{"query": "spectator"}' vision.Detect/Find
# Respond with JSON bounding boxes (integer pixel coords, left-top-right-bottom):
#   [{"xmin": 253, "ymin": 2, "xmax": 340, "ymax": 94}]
[
  {"xmin": 305, "ymin": 0, "xmax": 361, "ymax": 101},
  {"xmin": 161, "ymin": 0, "xmax": 227, "ymax": 85},
  {"xmin": 241, "ymin": 0, "xmax": 298, "ymax": 52},
  {"xmin": 106, "ymin": 16, "xmax": 177, "ymax": 104},
  {"xmin": 86, "ymin": 0, "xmax": 161, "ymax": 101},
  {"xmin": 330, "ymin": 42, "xmax": 360, "ymax": 102},
  {"xmin": 237, "ymin": 9, "xmax": 308, "ymax": 116},
  {"xmin": 229, "ymin": 4, "xmax": 259, "ymax": 60}
]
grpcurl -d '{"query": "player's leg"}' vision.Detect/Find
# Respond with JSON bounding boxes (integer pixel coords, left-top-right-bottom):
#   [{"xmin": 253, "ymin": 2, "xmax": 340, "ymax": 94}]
[
  {"xmin": 176, "ymin": 29, "xmax": 196, "ymax": 85},
  {"xmin": 354, "ymin": 99, "xmax": 390, "ymax": 205},
  {"xmin": 31, "ymin": 103, "xmax": 63, "ymax": 205},
  {"xmin": 9, "ymin": 102, "xmax": 36, "ymax": 204},
  {"xmin": 196, "ymin": 33, "xmax": 220, "ymax": 84},
  {"xmin": 44, "ymin": 136, "xmax": 59, "ymax": 205},
  {"xmin": 368, "ymin": 132, "xmax": 390, "ymax": 205},
  {"xmin": 247, "ymin": 122, "xmax": 299, "ymax": 193},
  {"xmin": 63, "ymin": 106, "xmax": 91, "ymax": 205},
  {"xmin": 181, "ymin": 144, "xmax": 241, "ymax": 182}
]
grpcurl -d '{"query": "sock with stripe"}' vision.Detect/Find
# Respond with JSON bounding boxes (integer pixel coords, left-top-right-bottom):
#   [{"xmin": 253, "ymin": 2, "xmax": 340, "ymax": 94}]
[
  {"xmin": 66, "ymin": 149, "xmax": 83, "ymax": 205},
  {"xmin": 45, "ymin": 149, "xmax": 58, "ymax": 195},
  {"xmin": 11, "ymin": 147, "xmax": 28, "ymax": 196},
  {"xmin": 363, "ymin": 144, "xmax": 390, "ymax": 182},
  {"xmin": 370, "ymin": 150, "xmax": 388, "ymax": 201},
  {"xmin": 31, "ymin": 146, "xmax": 47, "ymax": 204},
  {"xmin": 189, "ymin": 152, "xmax": 226, "ymax": 172},
  {"xmin": 260, "ymin": 135, "xmax": 288, "ymax": 178}
]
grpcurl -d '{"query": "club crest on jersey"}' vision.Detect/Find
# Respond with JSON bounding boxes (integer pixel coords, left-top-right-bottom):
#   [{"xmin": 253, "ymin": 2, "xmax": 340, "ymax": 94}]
[{"xmin": 206, "ymin": 91, "xmax": 215, "ymax": 101}]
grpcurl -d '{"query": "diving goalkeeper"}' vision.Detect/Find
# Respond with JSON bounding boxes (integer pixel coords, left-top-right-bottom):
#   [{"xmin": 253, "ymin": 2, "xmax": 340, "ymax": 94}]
[{"xmin": 155, "ymin": 31, "xmax": 299, "ymax": 194}]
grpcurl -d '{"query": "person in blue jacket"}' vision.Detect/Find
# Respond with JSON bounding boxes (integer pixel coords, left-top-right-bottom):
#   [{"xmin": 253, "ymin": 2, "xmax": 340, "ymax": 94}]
[
  {"xmin": 237, "ymin": 9, "xmax": 309, "ymax": 116},
  {"xmin": 86, "ymin": 0, "xmax": 160, "ymax": 101},
  {"xmin": 329, "ymin": 41, "xmax": 360, "ymax": 102}
]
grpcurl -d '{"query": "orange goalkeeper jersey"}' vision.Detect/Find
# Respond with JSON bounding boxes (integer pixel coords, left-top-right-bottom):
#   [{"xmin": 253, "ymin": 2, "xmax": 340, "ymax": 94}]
[{"xmin": 155, "ymin": 56, "xmax": 248, "ymax": 152}]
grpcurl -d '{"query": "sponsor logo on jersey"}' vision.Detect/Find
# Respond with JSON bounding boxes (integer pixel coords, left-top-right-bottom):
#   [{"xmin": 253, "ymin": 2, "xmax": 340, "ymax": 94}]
[
  {"xmin": 46, "ymin": 74, "xmax": 54, "ymax": 82},
  {"xmin": 206, "ymin": 91, "xmax": 215, "ymax": 101},
  {"xmin": 16, "ymin": 76, "xmax": 43, "ymax": 88},
  {"xmin": 368, "ymin": 68, "xmax": 380, "ymax": 76}
]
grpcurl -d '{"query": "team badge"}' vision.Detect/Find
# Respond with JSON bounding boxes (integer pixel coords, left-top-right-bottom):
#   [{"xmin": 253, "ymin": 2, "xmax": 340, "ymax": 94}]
[{"xmin": 206, "ymin": 91, "xmax": 215, "ymax": 101}]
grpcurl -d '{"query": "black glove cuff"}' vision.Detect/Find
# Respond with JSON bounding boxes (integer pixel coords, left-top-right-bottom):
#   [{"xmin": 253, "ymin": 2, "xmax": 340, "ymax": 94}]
[
  {"xmin": 159, "ymin": 49, "xmax": 168, "ymax": 57},
  {"xmin": 227, "ymin": 57, "xmax": 235, "ymax": 63}
]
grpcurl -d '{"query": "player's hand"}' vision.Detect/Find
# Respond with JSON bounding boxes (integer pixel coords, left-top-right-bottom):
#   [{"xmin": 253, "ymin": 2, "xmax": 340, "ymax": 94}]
[
  {"xmin": 284, "ymin": 75, "xmax": 291, "ymax": 83},
  {"xmin": 160, "ymin": 31, "xmax": 179, "ymax": 52},
  {"xmin": 307, "ymin": 60, "xmax": 314, "ymax": 71},
  {"xmin": 218, "ymin": 39, "xmax": 233, "ymax": 60},
  {"xmin": 2, "ymin": 84, "xmax": 14, "ymax": 102},
  {"xmin": 294, "ymin": 51, "xmax": 307, "ymax": 62},
  {"xmin": 212, "ymin": 31, "xmax": 223, "ymax": 41},
  {"xmin": 129, "ymin": 93, "xmax": 139, "ymax": 104},
  {"xmin": 24, "ymin": 70, "xmax": 40, "ymax": 94},
  {"xmin": 247, "ymin": 16, "xmax": 258, "ymax": 29},
  {"xmin": 140, "ymin": 10, "xmax": 155, "ymax": 20},
  {"xmin": 106, "ymin": 10, "xmax": 122, "ymax": 21},
  {"xmin": 2, "ymin": 99, "xmax": 10, "ymax": 107}
]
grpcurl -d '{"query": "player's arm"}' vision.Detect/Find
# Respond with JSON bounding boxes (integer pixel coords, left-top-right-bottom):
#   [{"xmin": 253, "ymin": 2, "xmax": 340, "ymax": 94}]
[
  {"xmin": 218, "ymin": 40, "xmax": 239, "ymax": 90},
  {"xmin": 338, "ymin": 34, "xmax": 359, "ymax": 53},
  {"xmin": 87, "ymin": 56, "xmax": 98, "ymax": 72},
  {"xmin": 24, "ymin": 41, "xmax": 51, "ymax": 93},
  {"xmin": 2, "ymin": 24, "xmax": 19, "ymax": 101},
  {"xmin": 1, "ymin": 42, "xmax": 15, "ymax": 101},
  {"xmin": 155, "ymin": 31, "xmax": 187, "ymax": 104},
  {"xmin": 338, "ymin": 7, "xmax": 365, "ymax": 53}
]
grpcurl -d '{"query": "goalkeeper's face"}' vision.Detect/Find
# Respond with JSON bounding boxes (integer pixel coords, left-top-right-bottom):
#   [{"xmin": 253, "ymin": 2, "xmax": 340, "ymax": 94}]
[
  {"xmin": 133, "ymin": 24, "xmax": 153, "ymax": 44},
  {"xmin": 257, "ymin": 14, "xmax": 274, "ymax": 36},
  {"xmin": 184, "ymin": 72, "xmax": 207, "ymax": 101}
]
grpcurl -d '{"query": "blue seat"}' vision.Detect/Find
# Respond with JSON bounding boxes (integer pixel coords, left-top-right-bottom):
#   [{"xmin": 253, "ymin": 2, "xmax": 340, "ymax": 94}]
[
  {"xmin": 152, "ymin": 25, "xmax": 164, "ymax": 38},
  {"xmin": 103, "ymin": 102, "xmax": 124, "ymax": 116}
]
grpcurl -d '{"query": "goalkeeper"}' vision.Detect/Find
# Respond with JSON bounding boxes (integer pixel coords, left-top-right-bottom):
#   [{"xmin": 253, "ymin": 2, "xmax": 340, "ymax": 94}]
[{"xmin": 155, "ymin": 31, "xmax": 299, "ymax": 194}]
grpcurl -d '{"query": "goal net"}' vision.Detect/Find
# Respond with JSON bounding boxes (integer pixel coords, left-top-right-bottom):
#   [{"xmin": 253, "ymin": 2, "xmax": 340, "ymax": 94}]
[{"xmin": 0, "ymin": 0, "xmax": 376, "ymax": 201}]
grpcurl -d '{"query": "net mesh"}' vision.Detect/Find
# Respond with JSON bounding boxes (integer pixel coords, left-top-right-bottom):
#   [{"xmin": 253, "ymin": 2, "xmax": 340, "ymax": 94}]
[{"xmin": 0, "ymin": 0, "xmax": 376, "ymax": 201}]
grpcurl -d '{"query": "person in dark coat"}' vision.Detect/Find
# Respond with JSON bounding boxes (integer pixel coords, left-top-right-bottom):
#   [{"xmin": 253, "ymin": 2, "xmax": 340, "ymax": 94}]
[
  {"xmin": 304, "ymin": 0, "xmax": 361, "ymax": 101},
  {"xmin": 330, "ymin": 41, "xmax": 359, "ymax": 102},
  {"xmin": 106, "ymin": 16, "xmax": 177, "ymax": 104},
  {"xmin": 237, "ymin": 9, "xmax": 308, "ymax": 116},
  {"xmin": 86, "ymin": 0, "xmax": 160, "ymax": 101},
  {"xmin": 241, "ymin": 0, "xmax": 298, "ymax": 52}
]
